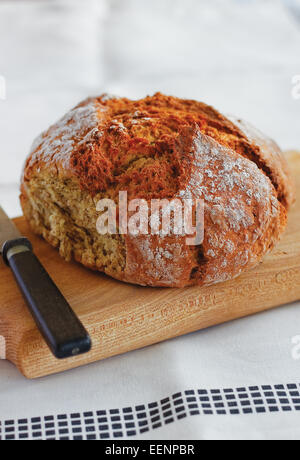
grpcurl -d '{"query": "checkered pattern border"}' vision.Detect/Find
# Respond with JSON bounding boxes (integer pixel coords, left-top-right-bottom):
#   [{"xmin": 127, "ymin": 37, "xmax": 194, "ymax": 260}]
[{"xmin": 1, "ymin": 383, "xmax": 300, "ymax": 440}]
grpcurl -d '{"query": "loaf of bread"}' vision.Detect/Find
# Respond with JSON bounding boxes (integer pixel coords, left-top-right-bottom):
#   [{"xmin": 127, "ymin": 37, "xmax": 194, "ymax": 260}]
[{"xmin": 21, "ymin": 93, "xmax": 295, "ymax": 287}]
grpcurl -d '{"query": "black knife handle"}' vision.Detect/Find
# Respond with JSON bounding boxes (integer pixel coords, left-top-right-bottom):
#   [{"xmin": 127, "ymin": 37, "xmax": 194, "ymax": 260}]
[{"xmin": 2, "ymin": 238, "xmax": 91, "ymax": 359}]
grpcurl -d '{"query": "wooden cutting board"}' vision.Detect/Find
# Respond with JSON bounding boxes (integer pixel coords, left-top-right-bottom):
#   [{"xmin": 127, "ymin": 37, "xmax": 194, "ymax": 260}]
[{"xmin": 1, "ymin": 151, "xmax": 300, "ymax": 379}]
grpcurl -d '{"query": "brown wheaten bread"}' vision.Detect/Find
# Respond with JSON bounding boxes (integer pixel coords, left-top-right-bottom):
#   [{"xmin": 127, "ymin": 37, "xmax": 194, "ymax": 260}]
[{"xmin": 21, "ymin": 93, "xmax": 295, "ymax": 287}]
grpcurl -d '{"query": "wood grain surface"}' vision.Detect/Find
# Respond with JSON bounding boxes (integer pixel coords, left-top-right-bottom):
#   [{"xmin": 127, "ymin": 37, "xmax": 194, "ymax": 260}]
[{"xmin": 1, "ymin": 152, "xmax": 299, "ymax": 379}]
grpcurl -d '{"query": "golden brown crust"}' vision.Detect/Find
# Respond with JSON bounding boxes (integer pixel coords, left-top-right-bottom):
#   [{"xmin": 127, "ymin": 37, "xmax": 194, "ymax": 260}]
[{"xmin": 21, "ymin": 93, "xmax": 294, "ymax": 288}]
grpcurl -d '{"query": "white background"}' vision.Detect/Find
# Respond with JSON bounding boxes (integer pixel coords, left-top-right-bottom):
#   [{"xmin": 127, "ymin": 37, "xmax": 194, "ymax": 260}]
[
  {"xmin": 0, "ymin": 0, "xmax": 300, "ymax": 215},
  {"xmin": 0, "ymin": 0, "xmax": 300, "ymax": 440}
]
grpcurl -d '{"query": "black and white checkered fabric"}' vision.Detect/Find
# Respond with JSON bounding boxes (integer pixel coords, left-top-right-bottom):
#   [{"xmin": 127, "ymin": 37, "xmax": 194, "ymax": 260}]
[{"xmin": 1, "ymin": 383, "xmax": 300, "ymax": 440}]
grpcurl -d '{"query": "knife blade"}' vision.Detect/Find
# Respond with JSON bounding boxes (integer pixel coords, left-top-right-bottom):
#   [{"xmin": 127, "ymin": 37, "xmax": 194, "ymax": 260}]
[
  {"xmin": 0, "ymin": 206, "xmax": 23, "ymax": 248},
  {"xmin": 0, "ymin": 206, "xmax": 92, "ymax": 359}
]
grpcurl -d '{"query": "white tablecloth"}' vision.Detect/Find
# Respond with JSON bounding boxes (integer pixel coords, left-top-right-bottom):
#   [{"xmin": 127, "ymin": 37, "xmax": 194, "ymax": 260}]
[
  {"xmin": 0, "ymin": 0, "xmax": 300, "ymax": 440},
  {"xmin": 1, "ymin": 303, "xmax": 300, "ymax": 440}
]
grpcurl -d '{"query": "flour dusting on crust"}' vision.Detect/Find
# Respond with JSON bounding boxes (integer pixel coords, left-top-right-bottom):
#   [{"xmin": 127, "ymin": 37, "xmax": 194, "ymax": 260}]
[{"xmin": 27, "ymin": 100, "xmax": 100, "ymax": 173}]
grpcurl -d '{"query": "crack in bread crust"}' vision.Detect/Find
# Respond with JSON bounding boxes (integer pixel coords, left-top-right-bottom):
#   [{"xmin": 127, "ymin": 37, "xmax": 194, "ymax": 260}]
[{"xmin": 21, "ymin": 174, "xmax": 126, "ymax": 277}]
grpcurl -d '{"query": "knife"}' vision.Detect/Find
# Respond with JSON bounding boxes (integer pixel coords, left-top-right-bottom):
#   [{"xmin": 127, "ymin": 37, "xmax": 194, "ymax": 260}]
[{"xmin": 0, "ymin": 206, "xmax": 91, "ymax": 359}]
